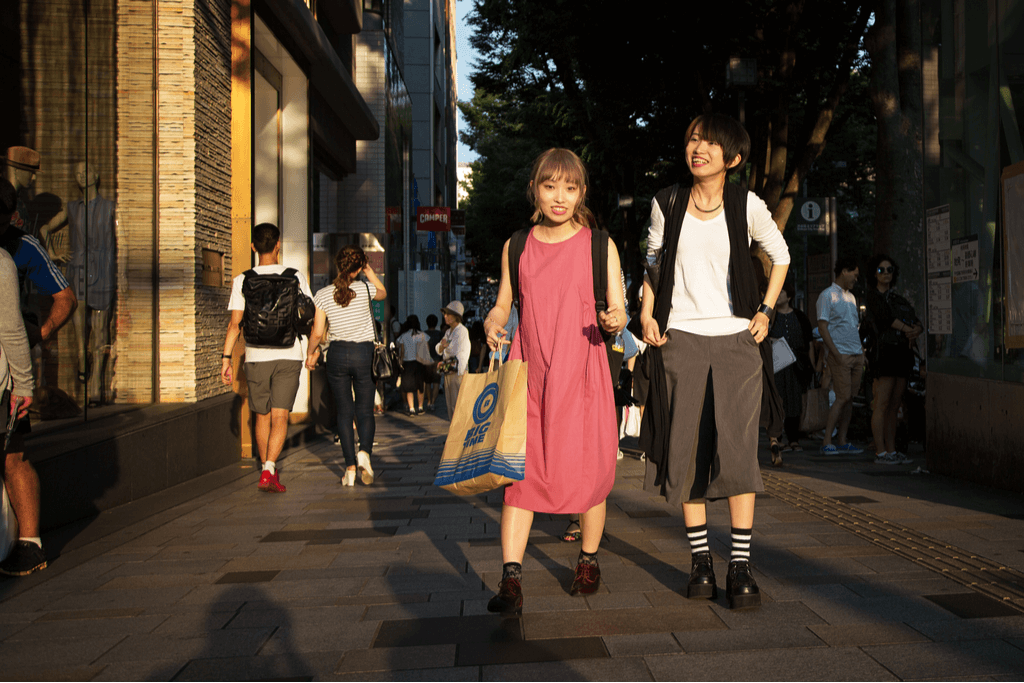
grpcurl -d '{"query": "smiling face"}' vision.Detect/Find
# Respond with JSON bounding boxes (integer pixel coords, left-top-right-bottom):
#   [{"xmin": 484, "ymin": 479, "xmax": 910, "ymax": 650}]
[
  {"xmin": 686, "ymin": 126, "xmax": 742, "ymax": 179},
  {"xmin": 532, "ymin": 175, "xmax": 582, "ymax": 228}
]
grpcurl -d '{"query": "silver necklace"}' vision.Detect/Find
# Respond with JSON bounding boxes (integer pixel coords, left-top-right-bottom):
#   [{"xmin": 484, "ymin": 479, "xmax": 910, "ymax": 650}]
[{"xmin": 692, "ymin": 195, "xmax": 723, "ymax": 213}]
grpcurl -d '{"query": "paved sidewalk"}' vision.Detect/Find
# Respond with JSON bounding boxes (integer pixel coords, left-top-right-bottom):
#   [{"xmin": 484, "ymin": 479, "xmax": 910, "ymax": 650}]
[{"xmin": 2, "ymin": 408, "xmax": 1024, "ymax": 681}]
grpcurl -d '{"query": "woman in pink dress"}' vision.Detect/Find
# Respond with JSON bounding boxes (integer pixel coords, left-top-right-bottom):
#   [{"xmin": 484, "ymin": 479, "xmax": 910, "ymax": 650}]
[{"xmin": 482, "ymin": 148, "xmax": 625, "ymax": 614}]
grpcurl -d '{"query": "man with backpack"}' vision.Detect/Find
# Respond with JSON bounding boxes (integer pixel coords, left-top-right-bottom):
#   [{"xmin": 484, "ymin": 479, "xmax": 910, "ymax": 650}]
[{"xmin": 221, "ymin": 223, "xmax": 314, "ymax": 493}]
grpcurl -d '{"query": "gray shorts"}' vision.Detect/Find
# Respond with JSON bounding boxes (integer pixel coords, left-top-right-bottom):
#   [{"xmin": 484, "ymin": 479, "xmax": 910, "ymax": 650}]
[{"xmin": 244, "ymin": 360, "xmax": 302, "ymax": 414}]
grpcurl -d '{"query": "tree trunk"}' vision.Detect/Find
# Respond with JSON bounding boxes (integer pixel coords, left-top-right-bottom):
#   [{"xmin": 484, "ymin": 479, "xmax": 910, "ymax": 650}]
[{"xmin": 868, "ymin": 0, "xmax": 925, "ymax": 311}]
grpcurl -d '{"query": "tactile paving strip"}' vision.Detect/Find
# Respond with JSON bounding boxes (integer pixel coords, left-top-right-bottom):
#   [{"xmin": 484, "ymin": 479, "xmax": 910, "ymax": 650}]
[{"xmin": 762, "ymin": 471, "xmax": 1024, "ymax": 614}]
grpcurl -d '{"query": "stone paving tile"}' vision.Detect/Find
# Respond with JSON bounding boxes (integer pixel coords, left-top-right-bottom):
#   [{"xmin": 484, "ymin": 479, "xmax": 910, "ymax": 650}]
[
  {"xmin": 800, "ymin": 593, "xmax": 962, "ymax": 626},
  {"xmin": 523, "ymin": 605, "xmax": 726, "ymax": 639},
  {"xmin": 603, "ymin": 632, "xmax": 682, "ymax": 656},
  {"xmin": 42, "ymin": 586, "xmax": 195, "ymax": 612},
  {"xmin": 481, "ymin": 656, "xmax": 654, "ymax": 682},
  {"xmin": 707, "ymin": 600, "xmax": 827, "ymax": 629},
  {"xmin": 584, "ymin": 591, "xmax": 653, "ymax": 610},
  {"xmin": 843, "ymin": 574, "xmax": 967, "ymax": 599},
  {"xmin": 5, "ymin": 614, "xmax": 169, "ymax": 641},
  {"xmin": 96, "ymin": 572, "xmax": 222, "ymax": 590},
  {"xmin": 364, "ymin": 600, "xmax": 463, "ymax": 621},
  {"xmin": 809, "ymin": 622, "xmax": 932, "ymax": 647},
  {"xmin": 863, "ymin": 640, "xmax": 1024, "ymax": 679},
  {"xmin": 94, "ymin": 628, "xmax": 275, "ymax": 663},
  {"xmin": 150, "ymin": 611, "xmax": 235, "ymax": 634},
  {"xmin": 0, "ymin": 634, "xmax": 126, "ymax": 668},
  {"xmin": 673, "ymin": 624, "xmax": 826, "ymax": 652},
  {"xmin": 644, "ymin": 646, "xmax": 898, "ymax": 681},
  {"xmin": 3, "ymin": 664, "xmax": 108, "ymax": 681},
  {"xmin": 171, "ymin": 650, "xmax": 342, "ymax": 680},
  {"xmin": 910, "ymin": 615, "xmax": 1024, "ymax": 641},
  {"xmin": 337, "ymin": 644, "xmax": 458, "ymax": 672}
]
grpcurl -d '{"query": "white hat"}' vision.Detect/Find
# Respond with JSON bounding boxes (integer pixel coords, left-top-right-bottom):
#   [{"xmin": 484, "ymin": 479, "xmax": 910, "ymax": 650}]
[{"xmin": 441, "ymin": 300, "xmax": 465, "ymax": 319}]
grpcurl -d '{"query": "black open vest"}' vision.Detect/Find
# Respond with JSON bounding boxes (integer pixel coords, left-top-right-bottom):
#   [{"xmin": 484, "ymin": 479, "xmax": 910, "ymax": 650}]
[{"xmin": 639, "ymin": 182, "xmax": 784, "ymax": 486}]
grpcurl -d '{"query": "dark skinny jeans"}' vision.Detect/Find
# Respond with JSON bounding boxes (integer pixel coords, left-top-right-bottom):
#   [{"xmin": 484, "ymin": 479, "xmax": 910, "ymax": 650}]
[{"xmin": 326, "ymin": 340, "xmax": 375, "ymax": 468}]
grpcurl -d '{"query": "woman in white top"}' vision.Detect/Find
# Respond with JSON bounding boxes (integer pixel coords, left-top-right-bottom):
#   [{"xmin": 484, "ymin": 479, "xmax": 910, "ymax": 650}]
[
  {"xmin": 639, "ymin": 113, "xmax": 790, "ymax": 610},
  {"xmin": 435, "ymin": 300, "xmax": 470, "ymax": 420},
  {"xmin": 306, "ymin": 246, "xmax": 387, "ymax": 487},
  {"xmin": 396, "ymin": 315, "xmax": 430, "ymax": 415}
]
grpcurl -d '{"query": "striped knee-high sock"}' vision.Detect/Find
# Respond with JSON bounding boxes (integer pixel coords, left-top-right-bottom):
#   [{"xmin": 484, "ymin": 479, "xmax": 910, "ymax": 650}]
[
  {"xmin": 686, "ymin": 524, "xmax": 709, "ymax": 555},
  {"xmin": 730, "ymin": 527, "xmax": 752, "ymax": 563}
]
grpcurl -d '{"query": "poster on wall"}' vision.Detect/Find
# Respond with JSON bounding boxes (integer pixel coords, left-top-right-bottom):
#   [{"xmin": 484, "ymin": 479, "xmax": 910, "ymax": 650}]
[
  {"xmin": 926, "ymin": 205, "xmax": 951, "ymax": 274},
  {"xmin": 1002, "ymin": 162, "xmax": 1024, "ymax": 348},
  {"xmin": 951, "ymin": 235, "xmax": 979, "ymax": 284},
  {"xmin": 927, "ymin": 276, "xmax": 952, "ymax": 335}
]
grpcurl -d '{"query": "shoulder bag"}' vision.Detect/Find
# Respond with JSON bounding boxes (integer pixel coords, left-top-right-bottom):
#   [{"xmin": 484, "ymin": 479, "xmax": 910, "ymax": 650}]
[{"xmin": 365, "ymin": 283, "xmax": 401, "ymax": 381}]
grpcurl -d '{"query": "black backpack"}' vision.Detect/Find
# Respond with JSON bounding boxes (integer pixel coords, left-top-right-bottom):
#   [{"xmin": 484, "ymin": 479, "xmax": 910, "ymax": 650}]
[{"xmin": 240, "ymin": 268, "xmax": 315, "ymax": 348}]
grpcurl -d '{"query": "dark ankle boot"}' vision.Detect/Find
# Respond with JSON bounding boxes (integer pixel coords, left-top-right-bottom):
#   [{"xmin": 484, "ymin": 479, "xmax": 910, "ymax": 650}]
[
  {"xmin": 726, "ymin": 559, "xmax": 761, "ymax": 609},
  {"xmin": 487, "ymin": 577, "xmax": 523, "ymax": 615},
  {"xmin": 686, "ymin": 551, "xmax": 717, "ymax": 599}
]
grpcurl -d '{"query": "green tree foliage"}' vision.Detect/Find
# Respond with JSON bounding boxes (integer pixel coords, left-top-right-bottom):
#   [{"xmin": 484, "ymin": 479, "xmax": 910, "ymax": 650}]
[{"xmin": 460, "ymin": 0, "xmax": 878, "ymax": 289}]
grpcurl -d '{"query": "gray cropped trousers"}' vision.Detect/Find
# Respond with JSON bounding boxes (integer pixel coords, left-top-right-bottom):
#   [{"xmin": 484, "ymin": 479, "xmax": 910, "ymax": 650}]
[{"xmin": 643, "ymin": 328, "xmax": 765, "ymax": 505}]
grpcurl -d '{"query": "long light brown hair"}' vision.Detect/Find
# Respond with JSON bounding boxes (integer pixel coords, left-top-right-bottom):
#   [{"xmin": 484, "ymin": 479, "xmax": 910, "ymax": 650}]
[
  {"xmin": 333, "ymin": 245, "xmax": 368, "ymax": 307},
  {"xmin": 527, "ymin": 148, "xmax": 596, "ymax": 228}
]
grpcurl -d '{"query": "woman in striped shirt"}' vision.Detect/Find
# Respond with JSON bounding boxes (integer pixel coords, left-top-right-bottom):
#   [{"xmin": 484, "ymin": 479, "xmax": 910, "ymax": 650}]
[{"xmin": 306, "ymin": 246, "xmax": 387, "ymax": 487}]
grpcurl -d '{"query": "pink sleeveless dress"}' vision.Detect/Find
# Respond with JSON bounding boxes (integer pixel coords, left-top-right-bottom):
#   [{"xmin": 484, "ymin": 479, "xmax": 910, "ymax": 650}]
[{"xmin": 504, "ymin": 227, "xmax": 618, "ymax": 514}]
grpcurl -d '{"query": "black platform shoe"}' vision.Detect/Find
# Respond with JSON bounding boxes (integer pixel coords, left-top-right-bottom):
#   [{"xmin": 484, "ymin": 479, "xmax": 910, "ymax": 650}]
[
  {"xmin": 487, "ymin": 577, "xmax": 523, "ymax": 615},
  {"xmin": 726, "ymin": 559, "xmax": 761, "ymax": 609},
  {"xmin": 686, "ymin": 551, "xmax": 717, "ymax": 599}
]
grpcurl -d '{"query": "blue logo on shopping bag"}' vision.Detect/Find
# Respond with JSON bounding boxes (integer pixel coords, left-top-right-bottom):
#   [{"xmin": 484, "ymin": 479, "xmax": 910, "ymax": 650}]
[{"xmin": 464, "ymin": 383, "xmax": 499, "ymax": 448}]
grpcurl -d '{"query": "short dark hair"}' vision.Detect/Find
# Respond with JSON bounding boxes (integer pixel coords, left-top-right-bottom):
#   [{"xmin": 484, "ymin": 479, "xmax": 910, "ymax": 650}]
[
  {"xmin": 684, "ymin": 113, "xmax": 751, "ymax": 176},
  {"xmin": 252, "ymin": 223, "xmax": 280, "ymax": 254},
  {"xmin": 866, "ymin": 253, "xmax": 899, "ymax": 288},
  {"xmin": 0, "ymin": 178, "xmax": 17, "ymax": 216},
  {"xmin": 834, "ymin": 256, "xmax": 859, "ymax": 277},
  {"xmin": 426, "ymin": 314, "xmax": 438, "ymax": 328},
  {"xmin": 402, "ymin": 315, "xmax": 421, "ymax": 333},
  {"xmin": 781, "ymin": 277, "xmax": 795, "ymax": 301}
]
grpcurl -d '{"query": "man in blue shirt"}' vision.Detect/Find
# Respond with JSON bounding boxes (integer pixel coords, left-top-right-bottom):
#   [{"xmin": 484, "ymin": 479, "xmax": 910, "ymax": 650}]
[{"xmin": 0, "ymin": 176, "xmax": 77, "ymax": 576}]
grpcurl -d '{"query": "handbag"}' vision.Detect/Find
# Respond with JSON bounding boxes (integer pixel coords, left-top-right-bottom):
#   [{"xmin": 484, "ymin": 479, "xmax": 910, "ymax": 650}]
[
  {"xmin": 434, "ymin": 352, "xmax": 528, "ymax": 495},
  {"xmin": 771, "ymin": 336, "xmax": 798, "ymax": 374},
  {"xmin": 366, "ymin": 283, "xmax": 401, "ymax": 381},
  {"xmin": 799, "ymin": 375, "xmax": 831, "ymax": 433},
  {"xmin": 619, "ymin": 405, "xmax": 642, "ymax": 439},
  {"xmin": 642, "ymin": 184, "xmax": 679, "ymax": 291}
]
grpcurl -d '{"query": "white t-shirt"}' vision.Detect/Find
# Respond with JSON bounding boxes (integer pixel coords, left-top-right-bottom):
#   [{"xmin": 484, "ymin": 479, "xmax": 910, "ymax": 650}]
[
  {"xmin": 647, "ymin": 191, "xmax": 791, "ymax": 336},
  {"xmin": 816, "ymin": 282, "xmax": 863, "ymax": 354},
  {"xmin": 228, "ymin": 264, "xmax": 314, "ymax": 363},
  {"xmin": 313, "ymin": 281, "xmax": 378, "ymax": 343},
  {"xmin": 397, "ymin": 330, "xmax": 430, "ymax": 363},
  {"xmin": 438, "ymin": 323, "xmax": 471, "ymax": 375}
]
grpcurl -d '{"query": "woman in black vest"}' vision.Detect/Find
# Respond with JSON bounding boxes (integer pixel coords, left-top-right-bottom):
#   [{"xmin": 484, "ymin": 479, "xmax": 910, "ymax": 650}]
[{"xmin": 639, "ymin": 114, "xmax": 790, "ymax": 609}]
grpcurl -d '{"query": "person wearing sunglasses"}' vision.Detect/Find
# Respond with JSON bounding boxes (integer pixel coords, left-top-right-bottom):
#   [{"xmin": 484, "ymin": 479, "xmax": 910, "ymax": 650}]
[{"xmin": 863, "ymin": 254, "xmax": 922, "ymax": 465}]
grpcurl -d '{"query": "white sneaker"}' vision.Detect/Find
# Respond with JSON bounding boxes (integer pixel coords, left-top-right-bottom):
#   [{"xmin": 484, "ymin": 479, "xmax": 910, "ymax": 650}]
[
  {"xmin": 893, "ymin": 451, "xmax": 912, "ymax": 464},
  {"xmin": 343, "ymin": 469, "xmax": 356, "ymax": 486},
  {"xmin": 616, "ymin": 449, "xmax": 624, "ymax": 460},
  {"xmin": 357, "ymin": 450, "xmax": 374, "ymax": 485},
  {"xmin": 874, "ymin": 452, "xmax": 898, "ymax": 465}
]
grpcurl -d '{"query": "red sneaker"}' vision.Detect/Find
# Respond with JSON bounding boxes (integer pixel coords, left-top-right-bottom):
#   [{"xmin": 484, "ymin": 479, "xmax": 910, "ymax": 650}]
[
  {"xmin": 264, "ymin": 472, "xmax": 286, "ymax": 493},
  {"xmin": 258, "ymin": 470, "xmax": 272, "ymax": 491}
]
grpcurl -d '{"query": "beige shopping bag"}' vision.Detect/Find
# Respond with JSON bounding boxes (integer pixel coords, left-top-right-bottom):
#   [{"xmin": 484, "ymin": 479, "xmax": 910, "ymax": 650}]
[{"xmin": 434, "ymin": 353, "xmax": 527, "ymax": 495}]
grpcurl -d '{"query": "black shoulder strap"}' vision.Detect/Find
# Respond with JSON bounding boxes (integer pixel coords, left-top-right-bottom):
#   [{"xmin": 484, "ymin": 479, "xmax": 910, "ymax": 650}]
[
  {"xmin": 508, "ymin": 229, "xmax": 529, "ymax": 309},
  {"xmin": 591, "ymin": 228, "xmax": 609, "ymax": 312},
  {"xmin": 242, "ymin": 269, "xmax": 256, "ymax": 282},
  {"xmin": 283, "ymin": 267, "xmax": 297, "ymax": 279}
]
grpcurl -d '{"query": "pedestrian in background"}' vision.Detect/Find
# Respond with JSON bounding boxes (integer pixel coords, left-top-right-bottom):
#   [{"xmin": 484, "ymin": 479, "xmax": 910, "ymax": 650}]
[
  {"xmin": 816, "ymin": 257, "xmax": 865, "ymax": 455},
  {"xmin": 423, "ymin": 314, "xmax": 442, "ymax": 411},
  {"xmin": 436, "ymin": 301, "xmax": 470, "ymax": 419},
  {"xmin": 396, "ymin": 315, "xmax": 429, "ymax": 416},
  {"xmin": 766, "ymin": 278, "xmax": 814, "ymax": 463},
  {"xmin": 863, "ymin": 254, "xmax": 922, "ymax": 465},
  {"xmin": 640, "ymin": 113, "xmax": 790, "ymax": 610},
  {"xmin": 483, "ymin": 148, "xmax": 625, "ymax": 613},
  {"xmin": 306, "ymin": 246, "xmax": 387, "ymax": 487}
]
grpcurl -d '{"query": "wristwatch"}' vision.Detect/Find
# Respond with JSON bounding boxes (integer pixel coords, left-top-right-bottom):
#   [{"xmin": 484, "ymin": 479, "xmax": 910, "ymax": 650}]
[{"xmin": 756, "ymin": 303, "xmax": 774, "ymax": 317}]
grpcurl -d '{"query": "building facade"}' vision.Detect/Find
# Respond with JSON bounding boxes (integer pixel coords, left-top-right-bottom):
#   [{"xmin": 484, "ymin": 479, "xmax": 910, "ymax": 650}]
[
  {"xmin": 921, "ymin": 0, "xmax": 1024, "ymax": 490},
  {"xmin": 1, "ymin": 0, "xmax": 378, "ymax": 528}
]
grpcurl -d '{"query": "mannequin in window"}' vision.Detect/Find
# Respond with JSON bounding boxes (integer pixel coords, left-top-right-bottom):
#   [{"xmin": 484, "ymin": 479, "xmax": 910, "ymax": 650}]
[{"xmin": 39, "ymin": 163, "xmax": 116, "ymax": 404}]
